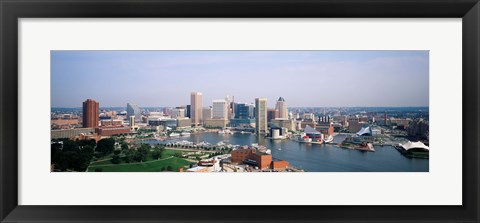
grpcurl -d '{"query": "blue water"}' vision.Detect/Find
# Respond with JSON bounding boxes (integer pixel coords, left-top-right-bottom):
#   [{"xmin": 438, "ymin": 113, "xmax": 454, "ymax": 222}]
[{"xmin": 141, "ymin": 132, "xmax": 428, "ymax": 172}]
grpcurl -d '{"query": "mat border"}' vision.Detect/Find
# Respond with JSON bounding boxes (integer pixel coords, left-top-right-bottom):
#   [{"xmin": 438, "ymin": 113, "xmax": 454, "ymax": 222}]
[{"xmin": 1, "ymin": 0, "xmax": 479, "ymax": 222}]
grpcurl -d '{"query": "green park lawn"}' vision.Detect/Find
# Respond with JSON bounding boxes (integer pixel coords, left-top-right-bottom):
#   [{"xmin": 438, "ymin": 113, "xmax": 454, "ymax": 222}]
[{"xmin": 87, "ymin": 149, "xmax": 193, "ymax": 172}]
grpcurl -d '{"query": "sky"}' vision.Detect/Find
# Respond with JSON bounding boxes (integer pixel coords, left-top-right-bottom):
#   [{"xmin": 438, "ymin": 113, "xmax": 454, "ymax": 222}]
[{"xmin": 51, "ymin": 51, "xmax": 429, "ymax": 108}]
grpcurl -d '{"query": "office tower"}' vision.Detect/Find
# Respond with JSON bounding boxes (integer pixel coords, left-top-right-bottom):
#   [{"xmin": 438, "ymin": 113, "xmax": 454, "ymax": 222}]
[
  {"xmin": 202, "ymin": 107, "xmax": 213, "ymax": 121},
  {"xmin": 248, "ymin": 103, "xmax": 255, "ymax": 118},
  {"xmin": 127, "ymin": 103, "xmax": 141, "ymax": 122},
  {"xmin": 225, "ymin": 95, "xmax": 233, "ymax": 120},
  {"xmin": 255, "ymin": 98, "xmax": 268, "ymax": 135},
  {"xmin": 235, "ymin": 103, "xmax": 250, "ymax": 119},
  {"xmin": 129, "ymin": 116, "xmax": 135, "ymax": 127},
  {"xmin": 186, "ymin": 105, "xmax": 191, "ymax": 118},
  {"xmin": 82, "ymin": 99, "xmax": 99, "ymax": 128},
  {"xmin": 275, "ymin": 97, "xmax": 288, "ymax": 119},
  {"xmin": 267, "ymin": 109, "xmax": 278, "ymax": 122},
  {"xmin": 213, "ymin": 99, "xmax": 228, "ymax": 119},
  {"xmin": 171, "ymin": 108, "xmax": 185, "ymax": 119},
  {"xmin": 190, "ymin": 92, "xmax": 203, "ymax": 126}
]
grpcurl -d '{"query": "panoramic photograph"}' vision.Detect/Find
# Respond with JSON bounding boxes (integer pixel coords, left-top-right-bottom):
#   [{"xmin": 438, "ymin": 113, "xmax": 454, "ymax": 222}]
[{"xmin": 50, "ymin": 51, "xmax": 429, "ymax": 172}]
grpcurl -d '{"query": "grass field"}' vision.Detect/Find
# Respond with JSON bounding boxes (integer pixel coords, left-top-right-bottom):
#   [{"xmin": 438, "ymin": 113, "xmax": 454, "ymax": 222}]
[{"xmin": 87, "ymin": 149, "xmax": 194, "ymax": 172}]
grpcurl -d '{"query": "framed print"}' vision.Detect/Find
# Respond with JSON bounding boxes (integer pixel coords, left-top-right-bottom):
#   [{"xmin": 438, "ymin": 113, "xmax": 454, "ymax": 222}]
[{"xmin": 1, "ymin": 0, "xmax": 479, "ymax": 222}]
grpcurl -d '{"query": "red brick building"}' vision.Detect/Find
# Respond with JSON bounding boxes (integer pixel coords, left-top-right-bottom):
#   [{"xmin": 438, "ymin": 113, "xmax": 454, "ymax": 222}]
[
  {"xmin": 95, "ymin": 126, "xmax": 130, "ymax": 136},
  {"xmin": 231, "ymin": 149, "xmax": 276, "ymax": 170},
  {"xmin": 271, "ymin": 160, "xmax": 289, "ymax": 170},
  {"xmin": 100, "ymin": 120, "xmax": 123, "ymax": 126},
  {"xmin": 316, "ymin": 122, "xmax": 334, "ymax": 136},
  {"xmin": 82, "ymin": 99, "xmax": 99, "ymax": 128}
]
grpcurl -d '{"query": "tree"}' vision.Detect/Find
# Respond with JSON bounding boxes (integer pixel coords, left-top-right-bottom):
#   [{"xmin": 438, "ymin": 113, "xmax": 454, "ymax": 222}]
[
  {"xmin": 111, "ymin": 155, "xmax": 121, "ymax": 164},
  {"xmin": 113, "ymin": 149, "xmax": 121, "ymax": 155},
  {"xmin": 51, "ymin": 139, "xmax": 95, "ymax": 172},
  {"xmin": 166, "ymin": 166, "xmax": 173, "ymax": 171},
  {"xmin": 79, "ymin": 139, "xmax": 96, "ymax": 148},
  {"xmin": 151, "ymin": 150, "xmax": 161, "ymax": 160},
  {"xmin": 124, "ymin": 149, "xmax": 133, "ymax": 163},
  {"xmin": 120, "ymin": 142, "xmax": 129, "ymax": 151},
  {"xmin": 96, "ymin": 138, "xmax": 115, "ymax": 155},
  {"xmin": 151, "ymin": 145, "xmax": 165, "ymax": 160}
]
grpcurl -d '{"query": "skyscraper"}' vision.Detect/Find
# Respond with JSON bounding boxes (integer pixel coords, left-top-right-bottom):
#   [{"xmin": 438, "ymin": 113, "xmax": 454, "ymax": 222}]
[
  {"xmin": 186, "ymin": 105, "xmax": 191, "ymax": 118},
  {"xmin": 212, "ymin": 99, "xmax": 228, "ymax": 119},
  {"xmin": 190, "ymin": 92, "xmax": 203, "ymax": 126},
  {"xmin": 82, "ymin": 99, "xmax": 99, "ymax": 128},
  {"xmin": 235, "ymin": 103, "xmax": 250, "ymax": 119},
  {"xmin": 275, "ymin": 97, "xmax": 288, "ymax": 119},
  {"xmin": 255, "ymin": 98, "xmax": 268, "ymax": 135},
  {"xmin": 127, "ymin": 103, "xmax": 141, "ymax": 122}
]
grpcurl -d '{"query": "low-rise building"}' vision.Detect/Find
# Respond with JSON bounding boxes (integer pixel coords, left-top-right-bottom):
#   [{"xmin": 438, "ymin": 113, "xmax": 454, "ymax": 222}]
[
  {"xmin": 51, "ymin": 128, "xmax": 95, "ymax": 139},
  {"xmin": 231, "ymin": 148, "xmax": 276, "ymax": 170},
  {"xmin": 176, "ymin": 118, "xmax": 191, "ymax": 128},
  {"xmin": 271, "ymin": 160, "xmax": 289, "ymax": 170},
  {"xmin": 95, "ymin": 126, "xmax": 130, "ymax": 136},
  {"xmin": 316, "ymin": 122, "xmax": 334, "ymax": 136},
  {"xmin": 100, "ymin": 119, "xmax": 123, "ymax": 126},
  {"xmin": 270, "ymin": 118, "xmax": 295, "ymax": 131},
  {"xmin": 204, "ymin": 118, "xmax": 228, "ymax": 128}
]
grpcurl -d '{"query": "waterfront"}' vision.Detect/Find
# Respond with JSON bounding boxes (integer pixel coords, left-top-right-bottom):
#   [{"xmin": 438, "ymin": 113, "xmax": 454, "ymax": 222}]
[{"xmin": 141, "ymin": 132, "xmax": 429, "ymax": 172}]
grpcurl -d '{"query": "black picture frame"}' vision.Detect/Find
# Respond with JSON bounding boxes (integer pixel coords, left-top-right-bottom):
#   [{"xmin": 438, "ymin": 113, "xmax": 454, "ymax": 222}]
[{"xmin": 1, "ymin": 0, "xmax": 479, "ymax": 222}]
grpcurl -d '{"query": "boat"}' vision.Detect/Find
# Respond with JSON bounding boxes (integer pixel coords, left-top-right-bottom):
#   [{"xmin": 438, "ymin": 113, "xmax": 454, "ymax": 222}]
[
  {"xmin": 180, "ymin": 132, "xmax": 191, "ymax": 136},
  {"xmin": 218, "ymin": 130, "xmax": 225, "ymax": 134},
  {"xmin": 323, "ymin": 135, "xmax": 334, "ymax": 144},
  {"xmin": 169, "ymin": 133, "xmax": 180, "ymax": 137}
]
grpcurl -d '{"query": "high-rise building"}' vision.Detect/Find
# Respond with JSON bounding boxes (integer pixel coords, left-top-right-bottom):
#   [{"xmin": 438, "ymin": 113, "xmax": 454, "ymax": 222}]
[
  {"xmin": 190, "ymin": 92, "xmax": 203, "ymax": 126},
  {"xmin": 248, "ymin": 103, "xmax": 255, "ymax": 118},
  {"xmin": 127, "ymin": 103, "xmax": 141, "ymax": 122},
  {"xmin": 171, "ymin": 108, "xmax": 185, "ymax": 119},
  {"xmin": 225, "ymin": 95, "xmax": 233, "ymax": 120},
  {"xmin": 275, "ymin": 97, "xmax": 288, "ymax": 119},
  {"xmin": 212, "ymin": 99, "xmax": 228, "ymax": 120},
  {"xmin": 202, "ymin": 107, "xmax": 213, "ymax": 121},
  {"xmin": 82, "ymin": 99, "xmax": 99, "ymax": 128},
  {"xmin": 186, "ymin": 105, "xmax": 191, "ymax": 118},
  {"xmin": 235, "ymin": 103, "xmax": 250, "ymax": 119},
  {"xmin": 267, "ymin": 109, "xmax": 278, "ymax": 122},
  {"xmin": 255, "ymin": 98, "xmax": 268, "ymax": 135}
]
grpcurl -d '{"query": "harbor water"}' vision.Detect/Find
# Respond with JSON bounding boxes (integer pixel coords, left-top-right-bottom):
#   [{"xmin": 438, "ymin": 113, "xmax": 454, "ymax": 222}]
[{"xmin": 141, "ymin": 132, "xmax": 429, "ymax": 172}]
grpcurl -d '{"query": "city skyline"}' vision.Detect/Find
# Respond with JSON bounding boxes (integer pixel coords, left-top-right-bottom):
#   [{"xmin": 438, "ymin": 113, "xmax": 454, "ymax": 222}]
[{"xmin": 51, "ymin": 51, "xmax": 429, "ymax": 108}]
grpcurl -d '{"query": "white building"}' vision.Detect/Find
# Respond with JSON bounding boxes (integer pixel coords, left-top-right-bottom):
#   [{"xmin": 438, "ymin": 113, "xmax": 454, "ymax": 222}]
[
  {"xmin": 171, "ymin": 108, "xmax": 185, "ymax": 119},
  {"xmin": 127, "ymin": 103, "xmax": 141, "ymax": 121},
  {"xmin": 212, "ymin": 99, "xmax": 228, "ymax": 120}
]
